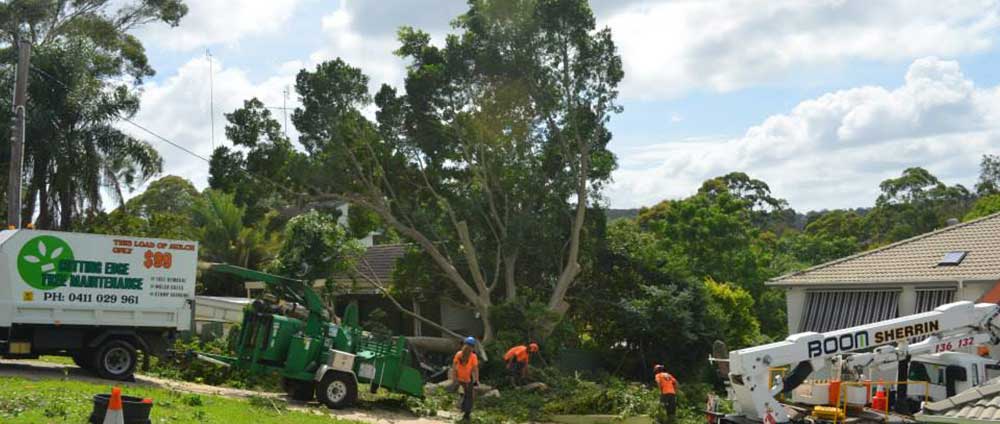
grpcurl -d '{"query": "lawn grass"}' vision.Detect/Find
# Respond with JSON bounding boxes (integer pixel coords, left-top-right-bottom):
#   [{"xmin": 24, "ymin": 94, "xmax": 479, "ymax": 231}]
[
  {"xmin": 0, "ymin": 376, "xmax": 361, "ymax": 423},
  {"xmin": 37, "ymin": 356, "xmax": 74, "ymax": 366}
]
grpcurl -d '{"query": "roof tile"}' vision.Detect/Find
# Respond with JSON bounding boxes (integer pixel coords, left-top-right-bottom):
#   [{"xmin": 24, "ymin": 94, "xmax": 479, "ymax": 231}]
[
  {"xmin": 919, "ymin": 381, "xmax": 1000, "ymax": 422},
  {"xmin": 770, "ymin": 213, "xmax": 1000, "ymax": 285},
  {"xmin": 352, "ymin": 244, "xmax": 407, "ymax": 283}
]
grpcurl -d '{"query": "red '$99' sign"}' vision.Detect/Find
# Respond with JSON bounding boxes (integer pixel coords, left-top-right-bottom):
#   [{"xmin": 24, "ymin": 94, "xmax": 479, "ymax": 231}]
[{"xmin": 144, "ymin": 250, "xmax": 172, "ymax": 269}]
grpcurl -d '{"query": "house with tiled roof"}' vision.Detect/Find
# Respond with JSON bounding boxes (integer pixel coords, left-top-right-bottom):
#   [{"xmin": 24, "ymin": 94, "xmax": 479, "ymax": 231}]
[{"xmin": 769, "ymin": 212, "xmax": 1000, "ymax": 335}]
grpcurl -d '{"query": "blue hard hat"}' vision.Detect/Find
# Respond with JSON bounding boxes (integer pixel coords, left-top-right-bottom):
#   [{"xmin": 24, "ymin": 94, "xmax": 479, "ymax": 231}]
[{"xmin": 464, "ymin": 336, "xmax": 477, "ymax": 346}]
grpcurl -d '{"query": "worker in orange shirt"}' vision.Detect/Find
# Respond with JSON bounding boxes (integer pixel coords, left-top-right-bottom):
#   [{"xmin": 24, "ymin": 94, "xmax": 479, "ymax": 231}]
[
  {"xmin": 452, "ymin": 337, "xmax": 480, "ymax": 422},
  {"xmin": 503, "ymin": 342, "xmax": 539, "ymax": 386},
  {"xmin": 654, "ymin": 364, "xmax": 678, "ymax": 422}
]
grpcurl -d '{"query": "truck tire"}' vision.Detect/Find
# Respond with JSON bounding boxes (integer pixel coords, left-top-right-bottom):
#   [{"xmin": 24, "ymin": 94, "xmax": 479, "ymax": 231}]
[
  {"xmin": 93, "ymin": 339, "xmax": 137, "ymax": 381},
  {"xmin": 283, "ymin": 378, "xmax": 316, "ymax": 402},
  {"xmin": 317, "ymin": 372, "xmax": 357, "ymax": 409}
]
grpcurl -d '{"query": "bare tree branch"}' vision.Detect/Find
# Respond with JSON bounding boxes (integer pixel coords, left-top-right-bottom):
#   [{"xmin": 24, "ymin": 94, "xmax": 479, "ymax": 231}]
[{"xmin": 353, "ymin": 257, "xmax": 489, "ymax": 360}]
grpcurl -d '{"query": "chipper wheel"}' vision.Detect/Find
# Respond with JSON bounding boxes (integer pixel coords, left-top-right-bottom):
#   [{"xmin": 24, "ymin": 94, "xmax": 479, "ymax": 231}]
[
  {"xmin": 282, "ymin": 378, "xmax": 316, "ymax": 402},
  {"xmin": 317, "ymin": 372, "xmax": 357, "ymax": 409}
]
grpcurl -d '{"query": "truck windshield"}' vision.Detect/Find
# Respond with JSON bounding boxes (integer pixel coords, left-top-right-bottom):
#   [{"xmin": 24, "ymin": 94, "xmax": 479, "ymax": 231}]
[{"xmin": 909, "ymin": 362, "xmax": 945, "ymax": 385}]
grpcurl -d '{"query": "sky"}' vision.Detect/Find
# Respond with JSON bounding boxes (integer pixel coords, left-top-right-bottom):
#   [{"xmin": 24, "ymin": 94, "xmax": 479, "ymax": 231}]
[{"xmin": 123, "ymin": 0, "xmax": 1000, "ymax": 212}]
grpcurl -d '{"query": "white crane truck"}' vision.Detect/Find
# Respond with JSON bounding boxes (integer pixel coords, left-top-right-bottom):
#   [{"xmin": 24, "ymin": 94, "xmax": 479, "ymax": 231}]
[
  {"xmin": 0, "ymin": 229, "xmax": 196, "ymax": 380},
  {"xmin": 721, "ymin": 301, "xmax": 1000, "ymax": 424}
]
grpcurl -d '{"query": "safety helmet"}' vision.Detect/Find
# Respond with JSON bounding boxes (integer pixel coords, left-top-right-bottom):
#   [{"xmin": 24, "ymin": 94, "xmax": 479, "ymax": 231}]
[
  {"xmin": 464, "ymin": 336, "xmax": 477, "ymax": 346},
  {"xmin": 529, "ymin": 343, "xmax": 539, "ymax": 352},
  {"xmin": 654, "ymin": 364, "xmax": 665, "ymax": 373}
]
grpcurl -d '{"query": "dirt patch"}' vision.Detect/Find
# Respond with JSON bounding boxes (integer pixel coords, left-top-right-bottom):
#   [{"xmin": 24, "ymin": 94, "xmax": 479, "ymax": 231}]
[{"xmin": 0, "ymin": 359, "xmax": 450, "ymax": 424}]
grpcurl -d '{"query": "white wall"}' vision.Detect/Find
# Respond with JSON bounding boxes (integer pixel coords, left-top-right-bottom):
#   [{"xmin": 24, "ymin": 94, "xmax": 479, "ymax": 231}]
[
  {"xmin": 960, "ymin": 280, "xmax": 994, "ymax": 302},
  {"xmin": 786, "ymin": 287, "xmax": 806, "ymax": 334}
]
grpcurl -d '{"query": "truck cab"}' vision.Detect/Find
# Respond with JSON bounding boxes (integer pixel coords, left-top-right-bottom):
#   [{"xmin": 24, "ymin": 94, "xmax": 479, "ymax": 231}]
[{"xmin": 907, "ymin": 352, "xmax": 998, "ymax": 401}]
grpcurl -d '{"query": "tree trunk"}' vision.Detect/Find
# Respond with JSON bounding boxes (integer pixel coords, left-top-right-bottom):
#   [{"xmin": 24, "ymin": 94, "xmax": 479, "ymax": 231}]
[
  {"xmin": 37, "ymin": 182, "xmax": 50, "ymax": 229},
  {"xmin": 504, "ymin": 253, "xmax": 517, "ymax": 301},
  {"xmin": 413, "ymin": 300, "xmax": 422, "ymax": 337},
  {"xmin": 59, "ymin": 187, "xmax": 73, "ymax": 230},
  {"xmin": 21, "ymin": 185, "xmax": 36, "ymax": 228},
  {"xmin": 24, "ymin": 158, "xmax": 47, "ymax": 227},
  {"xmin": 477, "ymin": 300, "xmax": 494, "ymax": 344}
]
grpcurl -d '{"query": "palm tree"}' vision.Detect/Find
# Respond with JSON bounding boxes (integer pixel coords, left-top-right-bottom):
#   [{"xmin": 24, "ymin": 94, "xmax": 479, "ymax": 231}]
[
  {"xmin": 192, "ymin": 190, "xmax": 280, "ymax": 295},
  {"xmin": 12, "ymin": 39, "xmax": 162, "ymax": 229},
  {"xmin": 0, "ymin": 1, "xmax": 183, "ymax": 229}
]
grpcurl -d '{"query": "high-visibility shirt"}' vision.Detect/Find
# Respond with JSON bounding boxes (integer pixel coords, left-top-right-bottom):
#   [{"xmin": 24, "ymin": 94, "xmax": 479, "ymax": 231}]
[
  {"xmin": 453, "ymin": 351, "xmax": 478, "ymax": 383},
  {"xmin": 656, "ymin": 372, "xmax": 677, "ymax": 395},
  {"xmin": 504, "ymin": 345, "xmax": 530, "ymax": 364}
]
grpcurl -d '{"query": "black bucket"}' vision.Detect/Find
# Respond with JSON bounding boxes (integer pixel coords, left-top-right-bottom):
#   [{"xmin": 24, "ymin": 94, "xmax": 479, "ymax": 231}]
[{"xmin": 88, "ymin": 394, "xmax": 153, "ymax": 424}]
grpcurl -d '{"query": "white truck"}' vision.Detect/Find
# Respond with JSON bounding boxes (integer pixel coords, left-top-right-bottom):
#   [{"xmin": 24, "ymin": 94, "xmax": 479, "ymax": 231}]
[
  {"xmin": 0, "ymin": 229, "xmax": 197, "ymax": 380},
  {"xmin": 721, "ymin": 301, "xmax": 1000, "ymax": 424}
]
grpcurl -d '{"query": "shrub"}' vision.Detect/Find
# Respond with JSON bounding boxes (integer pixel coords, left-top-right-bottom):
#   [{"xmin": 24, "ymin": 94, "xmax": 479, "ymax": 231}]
[{"xmin": 146, "ymin": 334, "xmax": 280, "ymax": 390}]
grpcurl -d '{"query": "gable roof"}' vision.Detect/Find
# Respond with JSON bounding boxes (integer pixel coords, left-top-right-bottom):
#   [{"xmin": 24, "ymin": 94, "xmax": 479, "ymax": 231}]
[
  {"xmin": 769, "ymin": 212, "xmax": 1000, "ymax": 286},
  {"xmin": 918, "ymin": 380, "xmax": 1000, "ymax": 423},
  {"xmin": 314, "ymin": 244, "xmax": 409, "ymax": 294}
]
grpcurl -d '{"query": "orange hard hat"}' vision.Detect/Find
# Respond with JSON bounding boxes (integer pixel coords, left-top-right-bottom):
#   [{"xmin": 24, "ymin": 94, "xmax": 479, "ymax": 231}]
[{"xmin": 529, "ymin": 343, "xmax": 539, "ymax": 352}]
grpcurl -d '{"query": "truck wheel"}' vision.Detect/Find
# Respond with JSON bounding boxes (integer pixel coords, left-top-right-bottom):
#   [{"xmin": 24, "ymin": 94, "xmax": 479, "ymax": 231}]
[
  {"xmin": 93, "ymin": 340, "xmax": 137, "ymax": 380},
  {"xmin": 317, "ymin": 372, "xmax": 357, "ymax": 409},
  {"xmin": 283, "ymin": 378, "xmax": 316, "ymax": 401}
]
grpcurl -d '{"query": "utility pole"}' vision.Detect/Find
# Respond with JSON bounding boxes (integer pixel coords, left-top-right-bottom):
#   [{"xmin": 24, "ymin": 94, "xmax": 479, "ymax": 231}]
[
  {"xmin": 7, "ymin": 39, "xmax": 30, "ymax": 228},
  {"xmin": 282, "ymin": 86, "xmax": 289, "ymax": 139},
  {"xmin": 207, "ymin": 49, "xmax": 215, "ymax": 149}
]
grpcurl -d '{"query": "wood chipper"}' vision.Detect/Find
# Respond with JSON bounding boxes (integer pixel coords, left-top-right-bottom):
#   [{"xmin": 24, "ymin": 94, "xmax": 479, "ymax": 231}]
[{"xmin": 195, "ymin": 263, "xmax": 425, "ymax": 408}]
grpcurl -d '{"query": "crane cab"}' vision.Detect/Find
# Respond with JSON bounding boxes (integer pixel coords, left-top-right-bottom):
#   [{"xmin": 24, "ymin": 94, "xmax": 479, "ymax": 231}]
[{"xmin": 907, "ymin": 352, "xmax": 998, "ymax": 401}]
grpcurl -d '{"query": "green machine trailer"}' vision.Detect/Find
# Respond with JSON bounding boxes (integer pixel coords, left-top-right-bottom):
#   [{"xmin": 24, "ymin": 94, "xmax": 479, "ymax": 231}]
[{"xmin": 196, "ymin": 263, "xmax": 425, "ymax": 408}]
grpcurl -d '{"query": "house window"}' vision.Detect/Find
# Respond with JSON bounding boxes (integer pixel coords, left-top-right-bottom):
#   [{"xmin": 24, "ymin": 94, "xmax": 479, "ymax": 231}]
[
  {"xmin": 915, "ymin": 288, "xmax": 956, "ymax": 313},
  {"xmin": 938, "ymin": 251, "xmax": 968, "ymax": 266},
  {"xmin": 800, "ymin": 290, "xmax": 900, "ymax": 333}
]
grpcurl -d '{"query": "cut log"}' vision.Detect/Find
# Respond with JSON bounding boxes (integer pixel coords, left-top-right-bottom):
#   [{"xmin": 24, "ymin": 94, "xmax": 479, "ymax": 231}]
[{"xmin": 518, "ymin": 382, "xmax": 549, "ymax": 392}]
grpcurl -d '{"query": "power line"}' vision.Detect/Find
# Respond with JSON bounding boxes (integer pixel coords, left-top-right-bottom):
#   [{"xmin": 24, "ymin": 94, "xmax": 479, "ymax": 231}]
[{"xmin": 27, "ymin": 64, "xmax": 311, "ymax": 201}]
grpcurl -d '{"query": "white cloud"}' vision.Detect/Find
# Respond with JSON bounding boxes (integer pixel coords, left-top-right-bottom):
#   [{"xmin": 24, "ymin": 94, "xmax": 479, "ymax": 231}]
[
  {"xmin": 123, "ymin": 57, "xmax": 300, "ymax": 194},
  {"xmin": 607, "ymin": 57, "xmax": 1000, "ymax": 211},
  {"xmin": 310, "ymin": 5, "xmax": 406, "ymax": 92},
  {"xmin": 140, "ymin": 0, "xmax": 302, "ymax": 50},
  {"xmin": 604, "ymin": 0, "xmax": 1000, "ymax": 99},
  {"xmin": 310, "ymin": 1, "xmax": 458, "ymax": 94}
]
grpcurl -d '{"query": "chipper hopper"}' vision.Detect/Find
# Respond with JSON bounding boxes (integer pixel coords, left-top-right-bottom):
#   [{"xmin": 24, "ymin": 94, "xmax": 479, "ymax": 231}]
[{"xmin": 196, "ymin": 263, "xmax": 425, "ymax": 408}]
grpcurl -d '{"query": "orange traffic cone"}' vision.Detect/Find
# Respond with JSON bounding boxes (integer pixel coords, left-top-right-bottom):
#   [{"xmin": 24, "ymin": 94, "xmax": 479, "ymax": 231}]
[
  {"xmin": 103, "ymin": 387, "xmax": 125, "ymax": 424},
  {"xmin": 872, "ymin": 385, "xmax": 888, "ymax": 412}
]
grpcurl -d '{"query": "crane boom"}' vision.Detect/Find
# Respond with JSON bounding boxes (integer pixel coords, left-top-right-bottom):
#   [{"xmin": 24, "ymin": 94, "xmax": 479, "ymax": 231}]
[{"xmin": 727, "ymin": 301, "xmax": 1000, "ymax": 423}]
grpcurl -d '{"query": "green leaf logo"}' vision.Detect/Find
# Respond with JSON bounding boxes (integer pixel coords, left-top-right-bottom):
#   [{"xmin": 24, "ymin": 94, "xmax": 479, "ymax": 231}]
[{"xmin": 17, "ymin": 236, "xmax": 75, "ymax": 291}]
